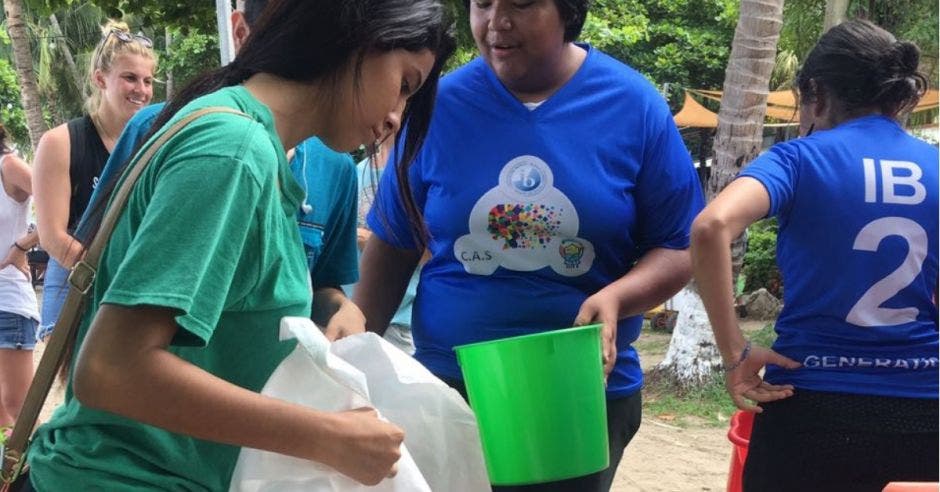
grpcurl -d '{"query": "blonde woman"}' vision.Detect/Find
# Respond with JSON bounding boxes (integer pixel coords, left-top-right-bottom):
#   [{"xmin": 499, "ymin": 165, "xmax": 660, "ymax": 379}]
[{"xmin": 32, "ymin": 20, "xmax": 156, "ymax": 340}]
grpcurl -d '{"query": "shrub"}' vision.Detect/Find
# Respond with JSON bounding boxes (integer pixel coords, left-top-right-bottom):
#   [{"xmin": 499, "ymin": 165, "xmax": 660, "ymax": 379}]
[{"xmin": 742, "ymin": 218, "xmax": 782, "ymax": 298}]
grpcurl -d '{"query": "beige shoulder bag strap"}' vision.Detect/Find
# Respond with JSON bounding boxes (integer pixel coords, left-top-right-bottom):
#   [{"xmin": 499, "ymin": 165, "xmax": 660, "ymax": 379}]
[{"xmin": 1, "ymin": 106, "xmax": 250, "ymax": 486}]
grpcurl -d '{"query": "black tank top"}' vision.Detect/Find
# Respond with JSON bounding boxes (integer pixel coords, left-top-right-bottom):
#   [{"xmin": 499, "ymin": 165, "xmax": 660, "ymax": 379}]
[{"xmin": 66, "ymin": 115, "xmax": 110, "ymax": 232}]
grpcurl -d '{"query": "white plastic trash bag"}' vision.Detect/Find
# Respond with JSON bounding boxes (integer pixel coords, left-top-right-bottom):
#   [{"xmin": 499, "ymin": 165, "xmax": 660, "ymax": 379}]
[
  {"xmin": 229, "ymin": 317, "xmax": 489, "ymax": 492},
  {"xmin": 332, "ymin": 332, "xmax": 490, "ymax": 492},
  {"xmin": 229, "ymin": 317, "xmax": 427, "ymax": 492}
]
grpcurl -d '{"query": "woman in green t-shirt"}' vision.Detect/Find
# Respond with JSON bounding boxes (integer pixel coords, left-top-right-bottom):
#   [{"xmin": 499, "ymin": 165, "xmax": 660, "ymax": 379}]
[{"xmin": 25, "ymin": 1, "xmax": 455, "ymax": 490}]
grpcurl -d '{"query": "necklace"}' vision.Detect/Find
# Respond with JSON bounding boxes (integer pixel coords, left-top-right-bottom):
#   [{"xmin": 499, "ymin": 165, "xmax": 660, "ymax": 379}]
[{"xmin": 91, "ymin": 113, "xmax": 118, "ymax": 150}]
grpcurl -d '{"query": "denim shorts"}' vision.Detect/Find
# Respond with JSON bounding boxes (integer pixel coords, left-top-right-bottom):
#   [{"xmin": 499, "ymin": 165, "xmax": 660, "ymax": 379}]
[
  {"xmin": 0, "ymin": 311, "xmax": 39, "ymax": 350},
  {"xmin": 38, "ymin": 257, "xmax": 69, "ymax": 341}
]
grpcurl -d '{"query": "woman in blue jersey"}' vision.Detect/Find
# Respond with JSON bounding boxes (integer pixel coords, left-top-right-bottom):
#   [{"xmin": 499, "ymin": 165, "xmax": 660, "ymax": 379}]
[
  {"xmin": 692, "ymin": 20, "xmax": 938, "ymax": 491},
  {"xmin": 21, "ymin": 1, "xmax": 454, "ymax": 490},
  {"xmin": 355, "ymin": 1, "xmax": 703, "ymax": 490}
]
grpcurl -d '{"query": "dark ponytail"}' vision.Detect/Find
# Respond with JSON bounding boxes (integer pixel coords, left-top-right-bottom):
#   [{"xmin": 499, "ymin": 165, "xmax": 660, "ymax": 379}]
[
  {"xmin": 870, "ymin": 40, "xmax": 928, "ymax": 114},
  {"xmin": 796, "ymin": 19, "xmax": 927, "ymax": 118}
]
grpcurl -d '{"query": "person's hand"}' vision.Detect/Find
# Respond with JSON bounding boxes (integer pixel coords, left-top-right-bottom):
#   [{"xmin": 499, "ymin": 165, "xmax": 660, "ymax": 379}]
[
  {"xmin": 574, "ymin": 290, "xmax": 619, "ymax": 379},
  {"xmin": 724, "ymin": 344, "xmax": 801, "ymax": 413},
  {"xmin": 324, "ymin": 407, "xmax": 405, "ymax": 485},
  {"xmin": 0, "ymin": 244, "xmax": 30, "ymax": 280},
  {"xmin": 323, "ymin": 299, "xmax": 367, "ymax": 341}
]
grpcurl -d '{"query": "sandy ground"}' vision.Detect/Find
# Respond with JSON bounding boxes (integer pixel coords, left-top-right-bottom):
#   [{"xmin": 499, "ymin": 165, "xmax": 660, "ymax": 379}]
[
  {"xmin": 605, "ymin": 323, "xmax": 761, "ymax": 492},
  {"xmin": 612, "ymin": 422, "xmax": 730, "ymax": 492},
  {"xmin": 30, "ymin": 285, "xmax": 760, "ymax": 491}
]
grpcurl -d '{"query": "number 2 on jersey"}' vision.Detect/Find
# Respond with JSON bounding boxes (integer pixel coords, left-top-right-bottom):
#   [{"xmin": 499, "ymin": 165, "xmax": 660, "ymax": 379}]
[{"xmin": 846, "ymin": 217, "xmax": 927, "ymax": 327}]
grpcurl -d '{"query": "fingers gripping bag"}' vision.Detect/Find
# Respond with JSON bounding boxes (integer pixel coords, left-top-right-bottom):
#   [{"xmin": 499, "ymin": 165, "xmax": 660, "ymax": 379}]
[
  {"xmin": 332, "ymin": 331, "xmax": 490, "ymax": 492},
  {"xmin": 229, "ymin": 317, "xmax": 489, "ymax": 492},
  {"xmin": 229, "ymin": 318, "xmax": 426, "ymax": 492}
]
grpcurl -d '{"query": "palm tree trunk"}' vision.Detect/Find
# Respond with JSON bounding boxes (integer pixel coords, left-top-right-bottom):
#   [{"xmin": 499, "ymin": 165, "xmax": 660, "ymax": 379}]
[
  {"xmin": 712, "ymin": 0, "xmax": 785, "ymax": 281},
  {"xmin": 165, "ymin": 27, "xmax": 174, "ymax": 99},
  {"xmin": 709, "ymin": 1, "xmax": 784, "ymax": 200},
  {"xmin": 656, "ymin": 0, "xmax": 786, "ymax": 389},
  {"xmin": 3, "ymin": 0, "xmax": 47, "ymax": 151},
  {"xmin": 48, "ymin": 13, "xmax": 83, "ymax": 94},
  {"xmin": 824, "ymin": 0, "xmax": 850, "ymax": 31}
]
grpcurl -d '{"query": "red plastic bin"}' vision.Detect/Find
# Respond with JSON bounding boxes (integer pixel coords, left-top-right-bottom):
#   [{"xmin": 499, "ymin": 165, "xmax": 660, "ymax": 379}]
[
  {"xmin": 726, "ymin": 410, "xmax": 755, "ymax": 492},
  {"xmin": 882, "ymin": 483, "xmax": 940, "ymax": 491}
]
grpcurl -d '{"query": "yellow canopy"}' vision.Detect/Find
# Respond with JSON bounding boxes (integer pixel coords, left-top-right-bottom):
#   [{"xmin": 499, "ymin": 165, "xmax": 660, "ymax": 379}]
[
  {"xmin": 673, "ymin": 92, "xmax": 719, "ymax": 128},
  {"xmin": 674, "ymin": 89, "xmax": 940, "ymax": 128}
]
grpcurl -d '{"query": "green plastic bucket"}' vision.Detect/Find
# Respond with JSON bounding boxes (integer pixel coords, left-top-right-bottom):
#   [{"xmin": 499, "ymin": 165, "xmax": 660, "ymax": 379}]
[{"xmin": 454, "ymin": 324, "xmax": 609, "ymax": 485}]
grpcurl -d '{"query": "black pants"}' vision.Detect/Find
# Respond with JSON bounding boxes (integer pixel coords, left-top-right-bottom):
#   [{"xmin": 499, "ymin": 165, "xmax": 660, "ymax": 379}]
[
  {"xmin": 441, "ymin": 377, "xmax": 642, "ymax": 492},
  {"xmin": 743, "ymin": 389, "xmax": 939, "ymax": 492}
]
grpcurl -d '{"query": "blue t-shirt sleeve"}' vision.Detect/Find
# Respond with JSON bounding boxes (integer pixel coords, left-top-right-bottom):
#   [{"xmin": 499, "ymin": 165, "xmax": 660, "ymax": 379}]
[
  {"xmin": 366, "ymin": 144, "xmax": 426, "ymax": 250},
  {"xmin": 79, "ymin": 104, "xmax": 163, "ymax": 230},
  {"xmin": 633, "ymin": 110, "xmax": 705, "ymax": 251},
  {"xmin": 738, "ymin": 141, "xmax": 800, "ymax": 218},
  {"xmin": 310, "ymin": 155, "xmax": 360, "ymax": 287}
]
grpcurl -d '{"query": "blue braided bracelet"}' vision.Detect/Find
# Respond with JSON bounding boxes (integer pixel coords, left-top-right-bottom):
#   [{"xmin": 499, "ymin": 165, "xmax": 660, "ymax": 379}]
[{"xmin": 723, "ymin": 340, "xmax": 752, "ymax": 372}]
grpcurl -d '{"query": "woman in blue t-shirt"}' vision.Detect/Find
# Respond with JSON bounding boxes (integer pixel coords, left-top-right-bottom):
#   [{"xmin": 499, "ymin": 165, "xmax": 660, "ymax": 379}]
[
  {"xmin": 693, "ymin": 20, "xmax": 938, "ymax": 491},
  {"xmin": 356, "ymin": 1, "xmax": 704, "ymax": 490}
]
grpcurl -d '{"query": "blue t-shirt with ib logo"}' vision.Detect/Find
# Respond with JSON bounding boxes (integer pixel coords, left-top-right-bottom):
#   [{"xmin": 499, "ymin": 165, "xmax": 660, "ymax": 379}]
[
  {"xmin": 739, "ymin": 115, "xmax": 939, "ymax": 399},
  {"xmin": 368, "ymin": 46, "xmax": 704, "ymax": 398}
]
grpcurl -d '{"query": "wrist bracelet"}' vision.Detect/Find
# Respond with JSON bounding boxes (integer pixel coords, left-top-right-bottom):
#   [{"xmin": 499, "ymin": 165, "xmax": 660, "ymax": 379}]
[
  {"xmin": 723, "ymin": 340, "xmax": 752, "ymax": 372},
  {"xmin": 12, "ymin": 241, "xmax": 28, "ymax": 252}
]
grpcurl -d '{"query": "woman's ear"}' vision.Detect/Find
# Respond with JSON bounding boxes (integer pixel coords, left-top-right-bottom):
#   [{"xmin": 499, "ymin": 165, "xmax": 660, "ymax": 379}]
[
  {"xmin": 93, "ymin": 69, "xmax": 108, "ymax": 90},
  {"xmin": 808, "ymin": 80, "xmax": 830, "ymax": 120},
  {"xmin": 231, "ymin": 11, "xmax": 251, "ymax": 52}
]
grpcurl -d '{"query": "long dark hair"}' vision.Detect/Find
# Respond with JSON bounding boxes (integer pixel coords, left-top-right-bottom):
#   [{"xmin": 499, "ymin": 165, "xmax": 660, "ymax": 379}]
[
  {"xmin": 796, "ymin": 19, "xmax": 927, "ymax": 118},
  {"xmin": 78, "ymin": 0, "xmax": 454, "ymax": 247}
]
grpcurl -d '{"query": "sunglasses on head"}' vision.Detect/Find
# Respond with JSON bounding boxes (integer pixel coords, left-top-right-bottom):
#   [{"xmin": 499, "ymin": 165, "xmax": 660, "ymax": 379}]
[
  {"xmin": 107, "ymin": 28, "xmax": 153, "ymax": 48},
  {"xmin": 93, "ymin": 28, "xmax": 153, "ymax": 72}
]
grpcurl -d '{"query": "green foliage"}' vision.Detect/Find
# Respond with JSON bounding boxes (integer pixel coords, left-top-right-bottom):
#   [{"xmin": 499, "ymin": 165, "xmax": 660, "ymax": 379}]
[
  {"xmin": 769, "ymin": 50, "xmax": 799, "ymax": 90},
  {"xmin": 643, "ymin": 375, "xmax": 736, "ymax": 427},
  {"xmin": 438, "ymin": 0, "xmax": 739, "ymax": 106},
  {"xmin": 0, "ymin": 57, "xmax": 28, "ymax": 151},
  {"xmin": 160, "ymin": 28, "xmax": 221, "ymax": 99},
  {"xmin": 779, "ymin": 0, "xmax": 939, "ymax": 84},
  {"xmin": 442, "ymin": 0, "xmax": 476, "ymax": 72},
  {"xmin": 779, "ymin": 0, "xmax": 826, "ymax": 63},
  {"xmin": 582, "ymin": 1, "xmax": 649, "ymax": 53},
  {"xmin": 23, "ymin": 0, "xmax": 216, "ymax": 31},
  {"xmin": 749, "ymin": 323, "xmax": 778, "ymax": 350},
  {"xmin": 583, "ymin": 0, "xmax": 739, "ymax": 109},
  {"xmin": 742, "ymin": 218, "xmax": 782, "ymax": 298}
]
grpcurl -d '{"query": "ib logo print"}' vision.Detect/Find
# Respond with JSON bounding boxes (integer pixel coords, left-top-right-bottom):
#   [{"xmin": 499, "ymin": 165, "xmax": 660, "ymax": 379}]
[
  {"xmin": 509, "ymin": 160, "xmax": 545, "ymax": 195},
  {"xmin": 453, "ymin": 155, "xmax": 596, "ymax": 277}
]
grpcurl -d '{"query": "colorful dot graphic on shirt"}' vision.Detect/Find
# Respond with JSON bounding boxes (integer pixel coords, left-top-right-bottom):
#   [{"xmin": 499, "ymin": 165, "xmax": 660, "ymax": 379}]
[{"xmin": 487, "ymin": 203, "xmax": 562, "ymax": 249}]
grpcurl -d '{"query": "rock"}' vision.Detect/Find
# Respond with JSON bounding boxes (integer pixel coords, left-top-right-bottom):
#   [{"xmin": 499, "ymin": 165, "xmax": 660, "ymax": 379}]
[
  {"xmin": 650, "ymin": 310, "xmax": 678, "ymax": 333},
  {"xmin": 742, "ymin": 288, "xmax": 781, "ymax": 320}
]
